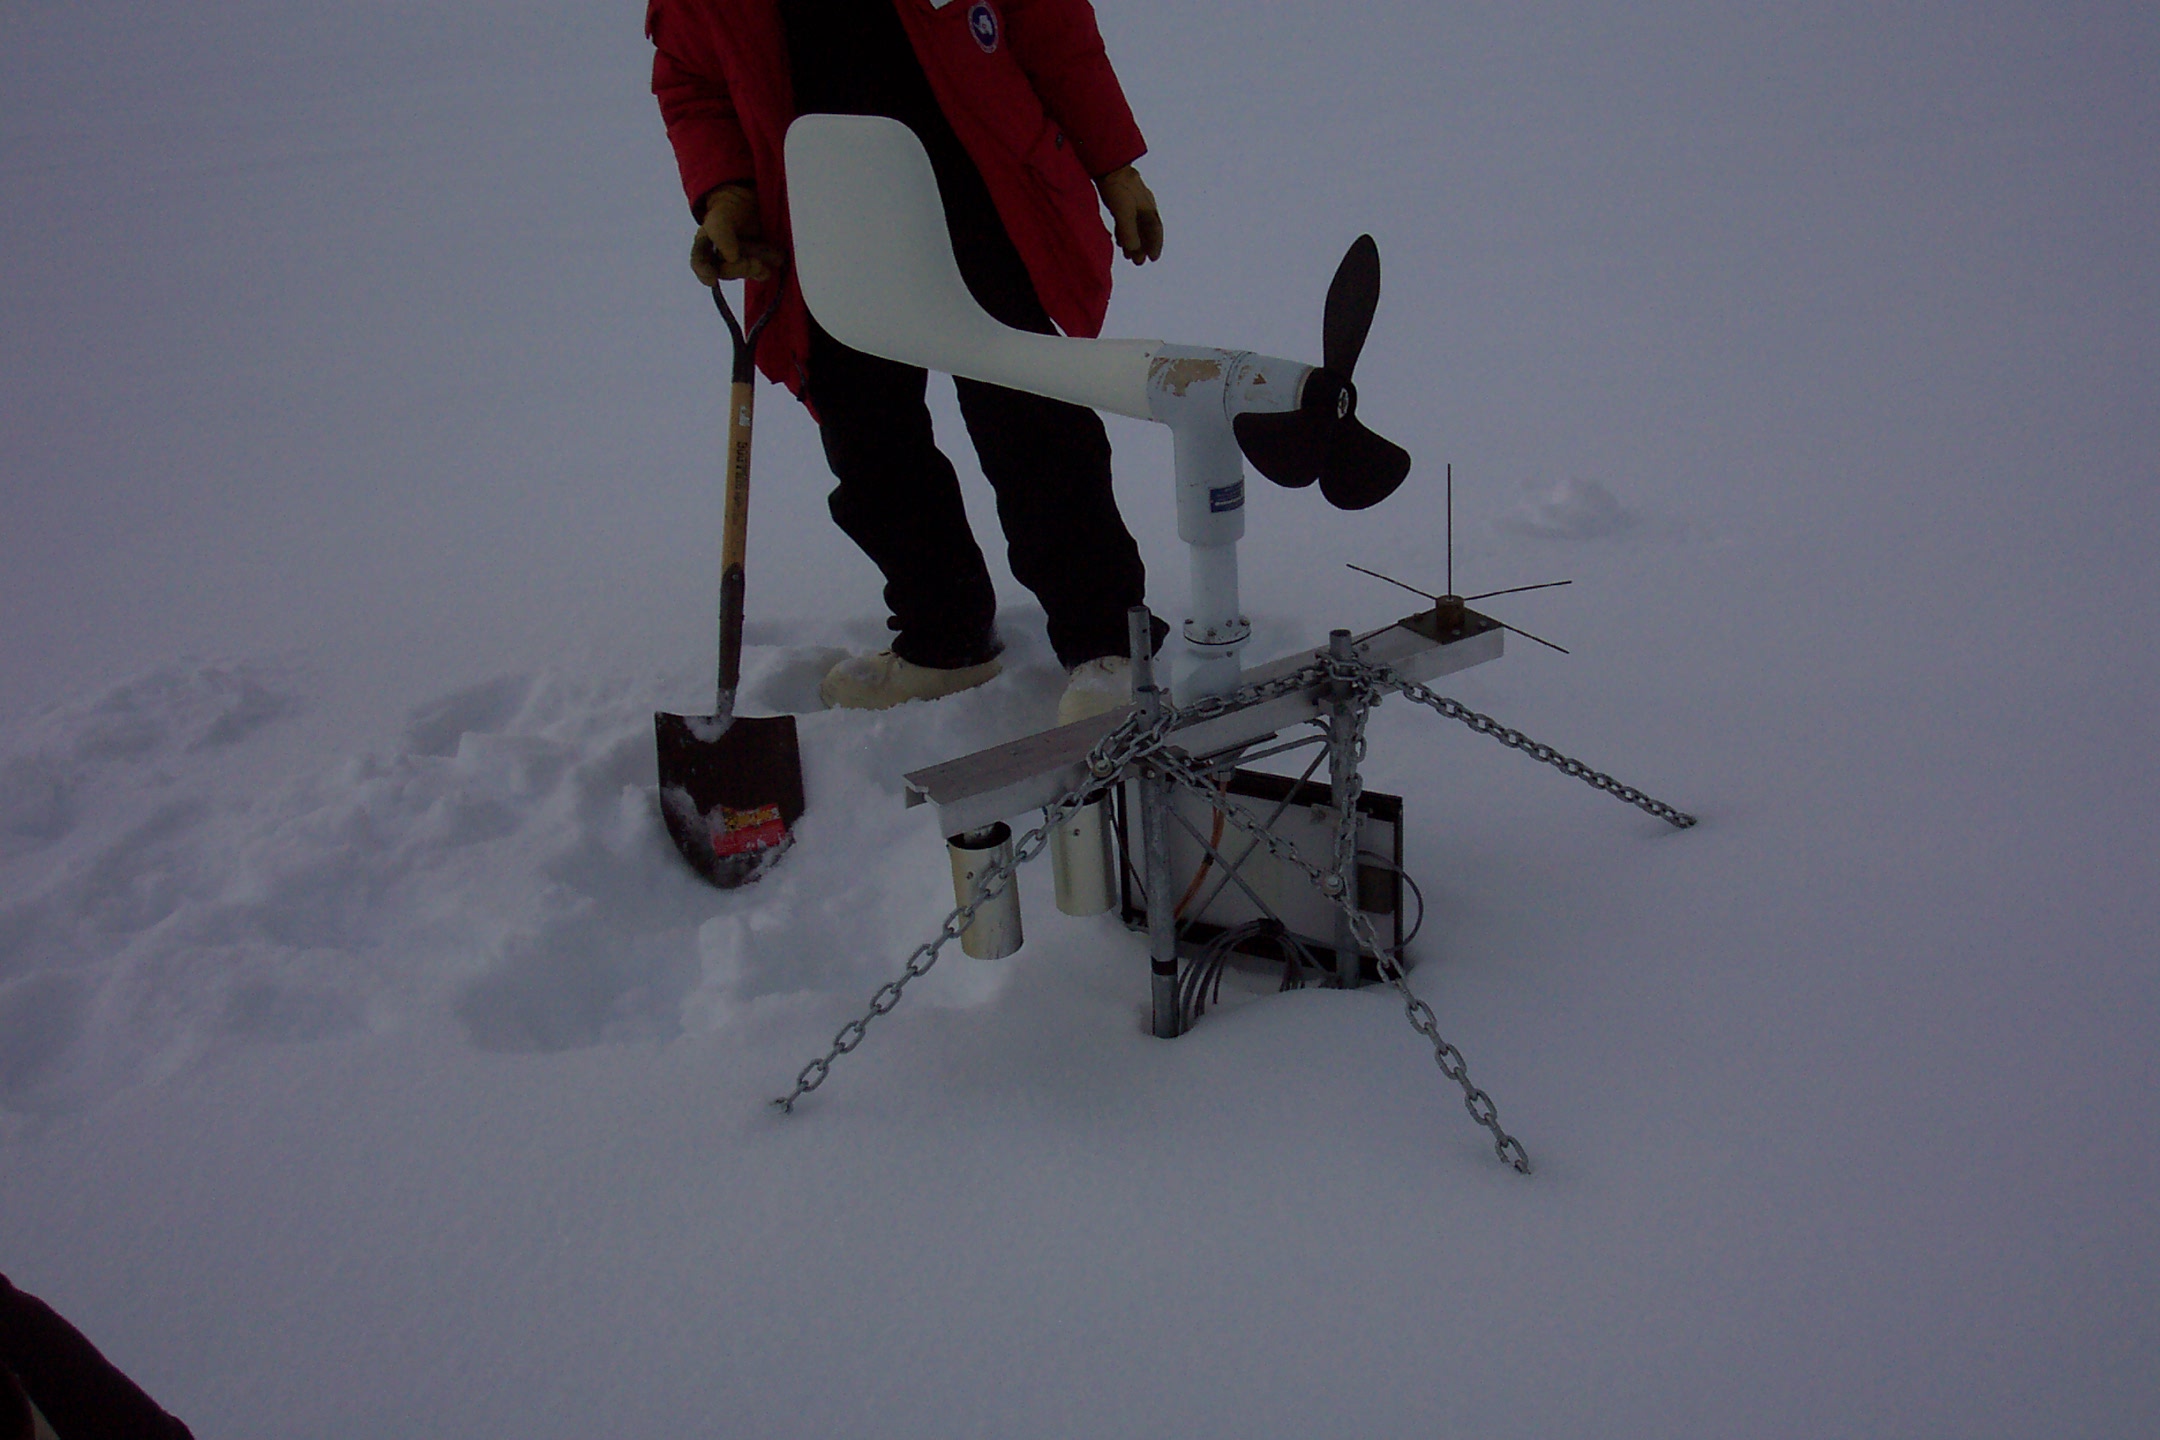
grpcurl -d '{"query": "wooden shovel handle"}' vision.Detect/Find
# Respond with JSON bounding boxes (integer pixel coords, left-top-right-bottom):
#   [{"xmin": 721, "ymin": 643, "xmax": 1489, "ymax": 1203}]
[
  {"xmin": 721, "ymin": 380, "xmax": 755, "ymax": 577},
  {"xmin": 710, "ymin": 272, "xmax": 787, "ymax": 705},
  {"xmin": 715, "ymin": 379, "xmax": 754, "ymax": 700}
]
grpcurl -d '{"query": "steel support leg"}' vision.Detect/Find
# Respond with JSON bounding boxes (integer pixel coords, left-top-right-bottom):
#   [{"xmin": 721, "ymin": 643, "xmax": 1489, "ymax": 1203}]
[
  {"xmin": 1141, "ymin": 765, "xmax": 1179, "ymax": 1036},
  {"xmin": 1131, "ymin": 607, "xmax": 1181, "ymax": 1037},
  {"xmin": 1326, "ymin": 629, "xmax": 1362, "ymax": 988}
]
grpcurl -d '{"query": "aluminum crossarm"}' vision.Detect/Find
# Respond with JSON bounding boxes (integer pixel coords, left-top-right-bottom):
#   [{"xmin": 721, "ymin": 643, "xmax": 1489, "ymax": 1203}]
[{"xmin": 903, "ymin": 609, "xmax": 1503, "ymax": 838}]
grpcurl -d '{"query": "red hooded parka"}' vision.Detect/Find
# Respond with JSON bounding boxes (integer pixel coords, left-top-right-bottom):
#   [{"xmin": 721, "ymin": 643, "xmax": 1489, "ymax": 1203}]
[{"xmin": 647, "ymin": 0, "xmax": 1148, "ymax": 395}]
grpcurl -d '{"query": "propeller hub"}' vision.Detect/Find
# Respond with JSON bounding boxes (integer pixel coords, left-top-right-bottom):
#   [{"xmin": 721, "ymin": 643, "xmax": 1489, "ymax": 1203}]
[
  {"xmin": 1302, "ymin": 366, "xmax": 1356, "ymax": 423},
  {"xmin": 1228, "ymin": 236, "xmax": 1411, "ymax": 512}
]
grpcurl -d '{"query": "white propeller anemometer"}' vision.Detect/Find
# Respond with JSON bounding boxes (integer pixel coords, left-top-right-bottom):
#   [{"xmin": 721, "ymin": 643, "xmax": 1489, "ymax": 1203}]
[{"xmin": 785, "ymin": 114, "xmax": 1410, "ymax": 702}]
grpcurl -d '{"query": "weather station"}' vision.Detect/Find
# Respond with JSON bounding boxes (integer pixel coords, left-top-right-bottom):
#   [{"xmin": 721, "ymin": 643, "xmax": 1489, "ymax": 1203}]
[{"xmin": 762, "ymin": 114, "xmax": 1698, "ymax": 1171}]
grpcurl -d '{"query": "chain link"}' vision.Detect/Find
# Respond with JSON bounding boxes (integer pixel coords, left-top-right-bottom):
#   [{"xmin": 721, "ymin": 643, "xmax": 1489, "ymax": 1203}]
[
  {"xmin": 1372, "ymin": 665, "xmax": 1697, "ymax": 830},
  {"xmin": 772, "ymin": 667, "xmax": 1335, "ymax": 1113},
  {"xmin": 769, "ymin": 646, "xmax": 1687, "ymax": 1175},
  {"xmin": 1326, "ymin": 655, "xmax": 1376, "ymax": 902},
  {"xmin": 1151, "ymin": 736, "xmax": 1533, "ymax": 1173},
  {"xmin": 771, "ymin": 704, "xmax": 1174, "ymax": 1113}
]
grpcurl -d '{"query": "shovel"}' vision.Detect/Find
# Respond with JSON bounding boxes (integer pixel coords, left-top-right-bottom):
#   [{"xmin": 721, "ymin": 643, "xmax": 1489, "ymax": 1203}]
[{"xmin": 655, "ymin": 273, "xmax": 806, "ymax": 887}]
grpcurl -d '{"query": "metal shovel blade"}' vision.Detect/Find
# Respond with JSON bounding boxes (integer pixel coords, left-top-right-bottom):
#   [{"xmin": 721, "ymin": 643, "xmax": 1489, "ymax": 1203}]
[
  {"xmin": 655, "ymin": 275, "xmax": 802, "ymax": 889},
  {"xmin": 654, "ymin": 708, "xmax": 805, "ymax": 888}
]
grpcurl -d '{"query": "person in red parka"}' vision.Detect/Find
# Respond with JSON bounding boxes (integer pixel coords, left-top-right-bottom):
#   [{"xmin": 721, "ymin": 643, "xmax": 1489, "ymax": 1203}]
[{"xmin": 648, "ymin": 0, "xmax": 1166, "ymax": 715}]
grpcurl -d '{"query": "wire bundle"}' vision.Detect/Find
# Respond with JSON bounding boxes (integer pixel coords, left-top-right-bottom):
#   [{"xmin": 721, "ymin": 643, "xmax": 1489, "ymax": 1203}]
[{"xmin": 1173, "ymin": 852, "xmax": 1428, "ymax": 1033}]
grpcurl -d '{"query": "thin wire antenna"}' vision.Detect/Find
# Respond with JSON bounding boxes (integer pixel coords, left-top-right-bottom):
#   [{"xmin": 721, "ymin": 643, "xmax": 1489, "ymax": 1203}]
[
  {"xmin": 1463, "ymin": 579, "xmax": 1574, "ymax": 602},
  {"xmin": 1346, "ymin": 562, "xmax": 1440, "ymax": 601},
  {"xmin": 1445, "ymin": 462, "xmax": 1454, "ymax": 596},
  {"xmin": 1346, "ymin": 562, "xmax": 1572, "ymax": 652},
  {"xmin": 1495, "ymin": 620, "xmax": 1570, "ymax": 655}
]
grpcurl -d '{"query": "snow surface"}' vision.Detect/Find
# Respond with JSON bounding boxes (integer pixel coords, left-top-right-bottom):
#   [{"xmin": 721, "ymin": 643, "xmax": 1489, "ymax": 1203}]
[{"xmin": 3, "ymin": 2, "xmax": 2156, "ymax": 1435}]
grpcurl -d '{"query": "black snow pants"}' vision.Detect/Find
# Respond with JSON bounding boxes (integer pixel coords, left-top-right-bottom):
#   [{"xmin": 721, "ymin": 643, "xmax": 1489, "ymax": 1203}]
[{"xmin": 785, "ymin": 0, "xmax": 1148, "ymax": 672}]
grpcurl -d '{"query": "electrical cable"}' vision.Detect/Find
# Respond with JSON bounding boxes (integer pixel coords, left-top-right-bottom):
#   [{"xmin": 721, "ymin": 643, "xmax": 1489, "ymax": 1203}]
[
  {"xmin": 1355, "ymin": 849, "xmax": 1426, "ymax": 959},
  {"xmin": 1178, "ymin": 918, "xmax": 1285, "ymax": 1028},
  {"xmin": 1139, "ymin": 774, "xmax": 1436, "ymax": 1031},
  {"xmin": 1177, "ymin": 918, "xmax": 1333, "ymax": 1029},
  {"xmin": 1172, "ymin": 776, "xmax": 1229, "ymax": 920}
]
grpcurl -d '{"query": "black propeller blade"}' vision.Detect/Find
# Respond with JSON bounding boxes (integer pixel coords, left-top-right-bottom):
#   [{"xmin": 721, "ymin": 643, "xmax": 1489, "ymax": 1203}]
[
  {"xmin": 1319, "ymin": 415, "xmax": 1412, "ymax": 510},
  {"xmin": 1323, "ymin": 233, "xmax": 1379, "ymax": 374},
  {"xmin": 1232, "ymin": 234, "xmax": 1411, "ymax": 511}
]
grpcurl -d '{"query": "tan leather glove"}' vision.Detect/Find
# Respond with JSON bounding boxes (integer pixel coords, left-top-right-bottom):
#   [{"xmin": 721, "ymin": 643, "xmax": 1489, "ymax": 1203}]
[
  {"xmin": 1095, "ymin": 165, "xmax": 1164, "ymax": 265},
  {"xmin": 690, "ymin": 183, "xmax": 784, "ymax": 285}
]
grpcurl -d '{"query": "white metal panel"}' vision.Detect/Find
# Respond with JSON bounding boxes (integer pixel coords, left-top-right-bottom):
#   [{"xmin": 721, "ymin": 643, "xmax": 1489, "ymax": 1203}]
[{"xmin": 784, "ymin": 114, "xmax": 1160, "ymax": 419}]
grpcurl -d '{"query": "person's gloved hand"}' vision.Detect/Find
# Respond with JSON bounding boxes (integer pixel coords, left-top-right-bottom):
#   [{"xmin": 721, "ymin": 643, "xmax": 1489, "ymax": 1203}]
[
  {"xmin": 690, "ymin": 183, "xmax": 783, "ymax": 285},
  {"xmin": 1095, "ymin": 165, "xmax": 1163, "ymax": 265}
]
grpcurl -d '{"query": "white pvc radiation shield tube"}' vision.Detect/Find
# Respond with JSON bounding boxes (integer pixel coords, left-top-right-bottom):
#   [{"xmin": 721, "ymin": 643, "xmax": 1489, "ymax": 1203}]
[{"xmin": 1049, "ymin": 799, "xmax": 1115, "ymax": 917}]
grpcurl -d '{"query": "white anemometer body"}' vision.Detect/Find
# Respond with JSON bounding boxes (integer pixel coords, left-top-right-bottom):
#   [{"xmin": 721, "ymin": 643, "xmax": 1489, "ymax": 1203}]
[{"xmin": 785, "ymin": 113, "xmax": 1315, "ymax": 702}]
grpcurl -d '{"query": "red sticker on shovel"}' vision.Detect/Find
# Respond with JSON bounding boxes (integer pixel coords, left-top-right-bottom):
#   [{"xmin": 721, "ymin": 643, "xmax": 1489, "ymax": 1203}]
[{"xmin": 711, "ymin": 802, "xmax": 788, "ymax": 857}]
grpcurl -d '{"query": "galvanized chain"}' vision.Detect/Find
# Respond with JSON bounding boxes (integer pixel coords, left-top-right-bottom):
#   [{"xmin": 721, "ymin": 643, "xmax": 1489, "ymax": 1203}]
[
  {"xmin": 771, "ymin": 648, "xmax": 1664, "ymax": 1175},
  {"xmin": 1147, "ymin": 662, "xmax": 1332, "ymax": 739},
  {"xmin": 769, "ymin": 822, "xmax": 1041, "ymax": 1113},
  {"xmin": 772, "ymin": 665, "xmax": 1333, "ymax": 1113},
  {"xmin": 1325, "ymin": 654, "xmax": 1378, "ymax": 913},
  {"xmin": 771, "ymin": 704, "xmax": 1176, "ymax": 1113},
  {"xmin": 1370, "ymin": 665, "xmax": 1697, "ymax": 830},
  {"xmin": 1151, "ymin": 734, "xmax": 1533, "ymax": 1173}
]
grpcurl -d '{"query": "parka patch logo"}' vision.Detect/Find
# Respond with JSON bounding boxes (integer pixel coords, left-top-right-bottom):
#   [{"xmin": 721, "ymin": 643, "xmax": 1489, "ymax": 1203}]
[{"xmin": 967, "ymin": 1, "xmax": 1000, "ymax": 53}]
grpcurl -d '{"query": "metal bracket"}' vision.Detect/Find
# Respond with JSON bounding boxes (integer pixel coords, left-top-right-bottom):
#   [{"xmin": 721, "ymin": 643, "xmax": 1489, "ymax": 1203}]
[{"xmin": 902, "ymin": 608, "xmax": 1503, "ymax": 837}]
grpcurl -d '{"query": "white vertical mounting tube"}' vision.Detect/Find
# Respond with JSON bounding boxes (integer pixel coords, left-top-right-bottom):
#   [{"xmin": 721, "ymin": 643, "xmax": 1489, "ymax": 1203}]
[
  {"xmin": 947, "ymin": 823, "xmax": 1022, "ymax": 959},
  {"xmin": 1187, "ymin": 538, "xmax": 1243, "ymax": 642},
  {"xmin": 1049, "ymin": 801, "xmax": 1115, "ymax": 916},
  {"xmin": 1156, "ymin": 353, "xmax": 1255, "ymax": 704}
]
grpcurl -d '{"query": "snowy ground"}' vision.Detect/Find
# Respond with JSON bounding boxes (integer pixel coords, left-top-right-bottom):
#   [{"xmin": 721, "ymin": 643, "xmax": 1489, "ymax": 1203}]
[{"xmin": 3, "ymin": 3, "xmax": 2155, "ymax": 1436}]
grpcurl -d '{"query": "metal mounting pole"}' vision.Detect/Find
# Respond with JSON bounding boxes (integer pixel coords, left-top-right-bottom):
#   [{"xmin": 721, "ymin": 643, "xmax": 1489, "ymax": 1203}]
[
  {"xmin": 1131, "ymin": 605, "xmax": 1181, "ymax": 1038},
  {"xmin": 1326, "ymin": 628, "xmax": 1362, "ymax": 988}
]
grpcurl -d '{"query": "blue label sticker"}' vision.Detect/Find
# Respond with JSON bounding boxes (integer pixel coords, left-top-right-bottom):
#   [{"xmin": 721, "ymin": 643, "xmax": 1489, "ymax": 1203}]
[
  {"xmin": 968, "ymin": 1, "xmax": 999, "ymax": 52},
  {"xmin": 1209, "ymin": 480, "xmax": 1245, "ymax": 513}
]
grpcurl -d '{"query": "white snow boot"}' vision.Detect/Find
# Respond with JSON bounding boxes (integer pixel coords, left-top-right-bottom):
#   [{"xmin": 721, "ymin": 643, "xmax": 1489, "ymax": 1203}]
[
  {"xmin": 818, "ymin": 650, "xmax": 1002, "ymax": 711},
  {"xmin": 1057, "ymin": 655, "xmax": 1133, "ymax": 725}
]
